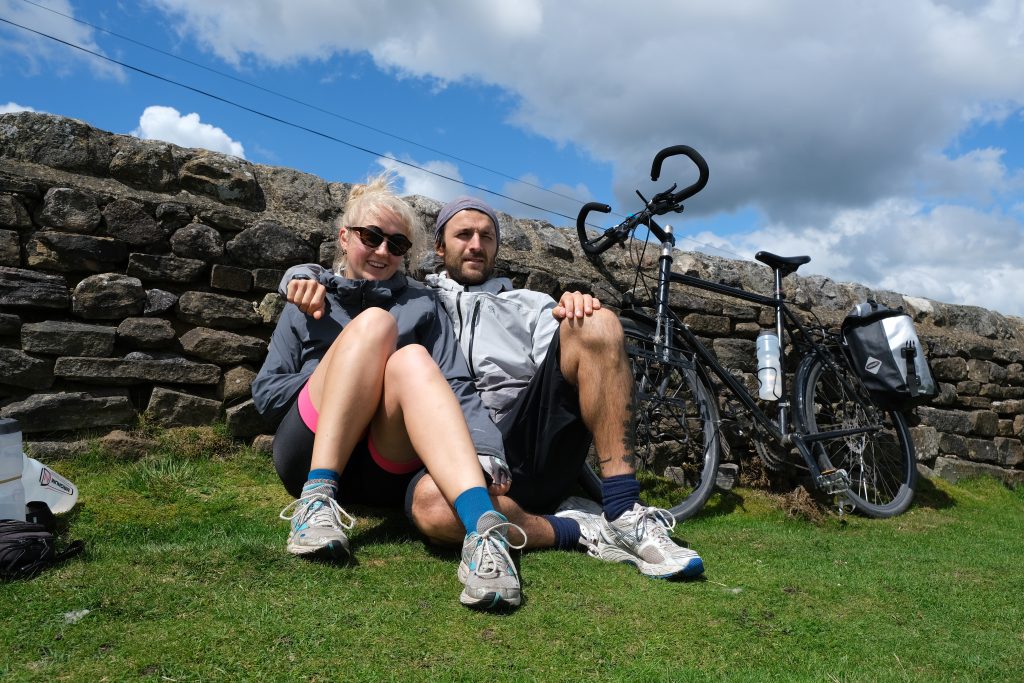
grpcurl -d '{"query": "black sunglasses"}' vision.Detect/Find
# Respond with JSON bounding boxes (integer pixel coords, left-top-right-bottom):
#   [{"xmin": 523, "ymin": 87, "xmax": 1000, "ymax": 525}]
[{"xmin": 347, "ymin": 225, "xmax": 413, "ymax": 257}]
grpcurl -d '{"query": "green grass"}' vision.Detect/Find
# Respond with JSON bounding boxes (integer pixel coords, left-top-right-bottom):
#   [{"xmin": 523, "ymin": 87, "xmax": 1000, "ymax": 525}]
[{"xmin": 2, "ymin": 427, "xmax": 1023, "ymax": 682}]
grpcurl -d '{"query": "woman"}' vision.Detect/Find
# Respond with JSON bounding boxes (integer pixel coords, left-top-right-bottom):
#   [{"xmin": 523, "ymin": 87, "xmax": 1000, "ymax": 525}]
[{"xmin": 252, "ymin": 174, "xmax": 524, "ymax": 610}]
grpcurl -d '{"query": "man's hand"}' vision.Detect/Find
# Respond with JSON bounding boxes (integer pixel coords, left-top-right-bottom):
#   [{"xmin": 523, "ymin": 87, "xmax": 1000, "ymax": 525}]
[
  {"xmin": 479, "ymin": 455, "xmax": 512, "ymax": 496},
  {"xmin": 553, "ymin": 290, "xmax": 601, "ymax": 321},
  {"xmin": 286, "ymin": 279, "xmax": 327, "ymax": 320}
]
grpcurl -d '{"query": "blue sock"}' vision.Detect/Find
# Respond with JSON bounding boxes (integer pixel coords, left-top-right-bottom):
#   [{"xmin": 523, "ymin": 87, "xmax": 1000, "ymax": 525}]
[
  {"xmin": 304, "ymin": 468, "xmax": 340, "ymax": 498},
  {"xmin": 544, "ymin": 515, "xmax": 581, "ymax": 551},
  {"xmin": 602, "ymin": 474, "xmax": 641, "ymax": 521},
  {"xmin": 453, "ymin": 486, "xmax": 495, "ymax": 534}
]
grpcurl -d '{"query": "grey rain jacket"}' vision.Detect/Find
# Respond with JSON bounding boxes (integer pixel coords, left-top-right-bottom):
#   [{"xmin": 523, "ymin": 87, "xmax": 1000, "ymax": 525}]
[
  {"xmin": 422, "ymin": 272, "xmax": 559, "ymax": 421},
  {"xmin": 254, "ymin": 269, "xmax": 505, "ymax": 461}
]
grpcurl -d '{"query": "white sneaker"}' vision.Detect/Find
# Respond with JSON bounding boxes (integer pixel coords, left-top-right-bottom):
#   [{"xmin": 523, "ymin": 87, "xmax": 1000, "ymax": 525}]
[
  {"xmin": 597, "ymin": 503, "xmax": 704, "ymax": 579},
  {"xmin": 278, "ymin": 485, "xmax": 355, "ymax": 562},
  {"xmin": 458, "ymin": 511, "xmax": 527, "ymax": 610},
  {"xmin": 554, "ymin": 496, "xmax": 603, "ymax": 554}
]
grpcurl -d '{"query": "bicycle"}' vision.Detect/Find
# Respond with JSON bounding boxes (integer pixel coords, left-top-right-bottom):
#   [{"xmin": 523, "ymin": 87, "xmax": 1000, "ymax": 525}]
[{"xmin": 575, "ymin": 145, "xmax": 917, "ymax": 520}]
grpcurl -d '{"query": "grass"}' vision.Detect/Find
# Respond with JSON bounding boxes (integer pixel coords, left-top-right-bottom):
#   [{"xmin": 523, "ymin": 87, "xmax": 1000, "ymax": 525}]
[{"xmin": 2, "ymin": 426, "xmax": 1023, "ymax": 682}]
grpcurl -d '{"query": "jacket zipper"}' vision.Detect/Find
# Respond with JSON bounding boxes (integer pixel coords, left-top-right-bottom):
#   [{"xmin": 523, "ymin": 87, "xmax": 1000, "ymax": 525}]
[{"xmin": 466, "ymin": 299, "xmax": 482, "ymax": 379}]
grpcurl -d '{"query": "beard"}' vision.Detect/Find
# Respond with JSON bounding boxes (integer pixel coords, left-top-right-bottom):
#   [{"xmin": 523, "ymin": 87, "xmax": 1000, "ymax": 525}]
[{"xmin": 443, "ymin": 251, "xmax": 494, "ymax": 286}]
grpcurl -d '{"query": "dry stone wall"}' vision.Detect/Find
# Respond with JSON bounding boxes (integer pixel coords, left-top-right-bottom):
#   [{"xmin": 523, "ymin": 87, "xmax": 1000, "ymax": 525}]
[{"xmin": 2, "ymin": 112, "xmax": 1023, "ymax": 488}]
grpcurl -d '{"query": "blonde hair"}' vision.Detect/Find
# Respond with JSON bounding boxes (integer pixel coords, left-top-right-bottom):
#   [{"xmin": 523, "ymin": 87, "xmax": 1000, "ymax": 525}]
[{"xmin": 334, "ymin": 172, "xmax": 424, "ymax": 273}]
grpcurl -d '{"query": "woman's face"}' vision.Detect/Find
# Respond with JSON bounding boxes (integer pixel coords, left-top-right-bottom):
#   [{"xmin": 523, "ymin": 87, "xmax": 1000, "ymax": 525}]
[{"xmin": 339, "ymin": 207, "xmax": 411, "ymax": 281}]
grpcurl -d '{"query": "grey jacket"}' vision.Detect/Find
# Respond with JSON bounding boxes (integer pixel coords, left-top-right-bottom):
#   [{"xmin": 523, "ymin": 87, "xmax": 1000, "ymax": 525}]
[
  {"xmin": 254, "ymin": 269, "xmax": 504, "ymax": 460},
  {"xmin": 422, "ymin": 272, "xmax": 559, "ymax": 421}
]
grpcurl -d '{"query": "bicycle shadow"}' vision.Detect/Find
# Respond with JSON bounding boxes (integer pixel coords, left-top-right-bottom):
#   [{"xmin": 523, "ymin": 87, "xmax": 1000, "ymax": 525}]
[{"xmin": 910, "ymin": 474, "xmax": 956, "ymax": 510}]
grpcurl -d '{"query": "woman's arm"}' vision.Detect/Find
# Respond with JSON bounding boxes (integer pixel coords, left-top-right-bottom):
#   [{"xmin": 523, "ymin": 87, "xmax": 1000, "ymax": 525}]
[{"xmin": 252, "ymin": 306, "xmax": 317, "ymax": 422}]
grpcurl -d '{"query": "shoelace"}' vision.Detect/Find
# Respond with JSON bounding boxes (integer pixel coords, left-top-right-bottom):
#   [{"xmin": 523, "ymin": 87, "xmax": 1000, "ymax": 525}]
[
  {"xmin": 279, "ymin": 490, "xmax": 356, "ymax": 531},
  {"xmin": 632, "ymin": 506, "xmax": 678, "ymax": 547},
  {"xmin": 472, "ymin": 522, "xmax": 527, "ymax": 579}
]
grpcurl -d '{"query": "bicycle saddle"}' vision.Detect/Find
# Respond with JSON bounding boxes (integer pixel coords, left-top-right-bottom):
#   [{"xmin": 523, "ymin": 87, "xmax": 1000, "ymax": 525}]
[{"xmin": 755, "ymin": 251, "xmax": 811, "ymax": 278}]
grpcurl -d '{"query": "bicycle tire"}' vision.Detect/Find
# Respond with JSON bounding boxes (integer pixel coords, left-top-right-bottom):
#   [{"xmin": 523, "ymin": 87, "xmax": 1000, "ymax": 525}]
[
  {"xmin": 794, "ymin": 350, "xmax": 917, "ymax": 518},
  {"xmin": 580, "ymin": 318, "xmax": 721, "ymax": 520}
]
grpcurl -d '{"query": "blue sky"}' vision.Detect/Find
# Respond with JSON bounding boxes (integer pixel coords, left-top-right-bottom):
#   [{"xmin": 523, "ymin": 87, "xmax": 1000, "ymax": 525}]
[{"xmin": 2, "ymin": 0, "xmax": 1024, "ymax": 315}]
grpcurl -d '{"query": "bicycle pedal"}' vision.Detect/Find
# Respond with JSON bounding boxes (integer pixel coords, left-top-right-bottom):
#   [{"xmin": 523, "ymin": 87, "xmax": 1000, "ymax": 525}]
[{"xmin": 816, "ymin": 468, "xmax": 850, "ymax": 495}]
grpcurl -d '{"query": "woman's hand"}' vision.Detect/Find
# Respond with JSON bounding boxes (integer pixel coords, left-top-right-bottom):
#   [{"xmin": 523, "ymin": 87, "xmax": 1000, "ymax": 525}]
[
  {"xmin": 286, "ymin": 278, "xmax": 327, "ymax": 320},
  {"xmin": 479, "ymin": 455, "xmax": 512, "ymax": 496}
]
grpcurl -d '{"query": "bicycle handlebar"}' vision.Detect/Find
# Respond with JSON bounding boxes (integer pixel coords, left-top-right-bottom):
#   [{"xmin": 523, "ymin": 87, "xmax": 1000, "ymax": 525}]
[{"xmin": 576, "ymin": 145, "xmax": 709, "ymax": 256}]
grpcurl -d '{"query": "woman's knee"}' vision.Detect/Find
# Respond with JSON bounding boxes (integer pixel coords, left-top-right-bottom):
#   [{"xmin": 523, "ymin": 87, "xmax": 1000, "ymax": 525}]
[
  {"xmin": 383, "ymin": 344, "xmax": 436, "ymax": 382},
  {"xmin": 344, "ymin": 307, "xmax": 399, "ymax": 349}
]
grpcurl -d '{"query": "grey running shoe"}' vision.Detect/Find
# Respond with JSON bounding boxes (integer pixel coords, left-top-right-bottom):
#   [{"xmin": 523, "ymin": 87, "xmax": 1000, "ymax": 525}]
[
  {"xmin": 458, "ymin": 511, "xmax": 527, "ymax": 610},
  {"xmin": 597, "ymin": 503, "xmax": 704, "ymax": 579},
  {"xmin": 554, "ymin": 495, "xmax": 603, "ymax": 554},
  {"xmin": 278, "ymin": 485, "xmax": 356, "ymax": 562}
]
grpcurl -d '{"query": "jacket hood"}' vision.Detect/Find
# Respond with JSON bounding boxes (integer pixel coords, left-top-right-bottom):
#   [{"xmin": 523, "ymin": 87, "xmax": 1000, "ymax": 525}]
[
  {"xmin": 324, "ymin": 272, "xmax": 409, "ymax": 309},
  {"xmin": 426, "ymin": 271, "xmax": 514, "ymax": 296}
]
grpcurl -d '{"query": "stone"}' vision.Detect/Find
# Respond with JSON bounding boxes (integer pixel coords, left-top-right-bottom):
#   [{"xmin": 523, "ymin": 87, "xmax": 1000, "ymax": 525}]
[
  {"xmin": 969, "ymin": 410, "xmax": 999, "ymax": 437},
  {"xmin": 733, "ymin": 321, "xmax": 761, "ymax": 339},
  {"xmin": 257, "ymin": 293, "xmax": 285, "ymax": 325},
  {"xmin": 931, "ymin": 357, "xmax": 968, "ymax": 382},
  {"xmin": 21, "ymin": 320, "xmax": 116, "ymax": 357},
  {"xmin": 993, "ymin": 437, "xmax": 1024, "ymax": 467},
  {"xmin": 0, "ymin": 348, "xmax": 54, "ymax": 389},
  {"xmin": 225, "ymin": 399, "xmax": 275, "ymax": 440},
  {"xmin": 196, "ymin": 206, "xmax": 248, "ymax": 233},
  {"xmin": 715, "ymin": 463, "xmax": 739, "ymax": 490},
  {"xmin": 909, "ymin": 425, "xmax": 940, "ymax": 461},
  {"xmin": 0, "ymin": 112, "xmax": 114, "ymax": 175},
  {"xmin": 933, "ymin": 456, "xmax": 1024, "ymax": 488},
  {"xmin": 0, "ymin": 391, "xmax": 136, "ymax": 433},
  {"xmin": 116, "ymin": 318, "xmax": 176, "ymax": 349},
  {"xmin": 1015, "ymin": 415, "xmax": 1024, "ymax": 438},
  {"xmin": 26, "ymin": 232, "xmax": 129, "ymax": 273},
  {"xmin": 255, "ymin": 165, "xmax": 336, "ymax": 221},
  {"xmin": 179, "ymin": 327, "xmax": 267, "ymax": 365},
  {"xmin": 24, "ymin": 440, "xmax": 90, "ymax": 460},
  {"xmin": 176, "ymin": 291, "xmax": 261, "ymax": 329},
  {"xmin": 210, "ymin": 264, "xmax": 252, "ymax": 292},
  {"xmin": 712, "ymin": 338, "xmax": 756, "ymax": 373},
  {"xmin": 219, "ymin": 365, "xmax": 256, "ymax": 406},
  {"xmin": 109, "ymin": 138, "xmax": 178, "ymax": 191},
  {"xmin": 155, "ymin": 202, "xmax": 192, "ymax": 232},
  {"xmin": 170, "ymin": 222, "xmax": 224, "ymax": 260},
  {"xmin": 0, "ymin": 312, "xmax": 20, "ymax": 335},
  {"xmin": 144, "ymin": 289, "xmax": 178, "ymax": 316},
  {"xmin": 0, "ymin": 170, "xmax": 40, "ymax": 198},
  {"xmin": 127, "ymin": 253, "xmax": 206, "ymax": 283},
  {"xmin": 225, "ymin": 220, "xmax": 315, "ymax": 268},
  {"xmin": 938, "ymin": 432, "xmax": 968, "ymax": 457},
  {"xmin": 319, "ymin": 240, "xmax": 337, "ymax": 268},
  {"xmin": 0, "ymin": 266, "xmax": 69, "ymax": 308},
  {"xmin": 97, "ymin": 430, "xmax": 158, "ymax": 460},
  {"xmin": 966, "ymin": 438, "xmax": 999, "ymax": 464},
  {"xmin": 101, "ymin": 199, "xmax": 167, "ymax": 247},
  {"xmin": 524, "ymin": 271, "xmax": 560, "ymax": 299},
  {"xmin": 35, "ymin": 187, "xmax": 101, "ymax": 233},
  {"xmin": 72, "ymin": 273, "xmax": 146, "ymax": 319},
  {"xmin": 251, "ymin": 434, "xmax": 274, "ymax": 454},
  {"xmin": 54, "ymin": 353, "xmax": 221, "ymax": 385},
  {"xmin": 178, "ymin": 151, "xmax": 263, "ymax": 209},
  {"xmin": 684, "ymin": 313, "xmax": 732, "ymax": 337},
  {"xmin": 253, "ymin": 268, "xmax": 285, "ymax": 292},
  {"xmin": 144, "ymin": 387, "xmax": 222, "ymax": 427},
  {"xmin": 0, "ymin": 229, "xmax": 18, "ymax": 267},
  {"xmin": 0, "ymin": 194, "xmax": 32, "ymax": 230},
  {"xmin": 916, "ymin": 406, "xmax": 972, "ymax": 435}
]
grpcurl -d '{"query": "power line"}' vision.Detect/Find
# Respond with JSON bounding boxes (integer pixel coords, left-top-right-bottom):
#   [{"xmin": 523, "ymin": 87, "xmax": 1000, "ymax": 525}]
[{"xmin": 15, "ymin": 0, "xmax": 603, "ymax": 214}]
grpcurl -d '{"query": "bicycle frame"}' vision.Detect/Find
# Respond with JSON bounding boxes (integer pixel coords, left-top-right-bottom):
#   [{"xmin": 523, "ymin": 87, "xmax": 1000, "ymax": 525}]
[{"xmin": 640, "ymin": 222, "xmax": 882, "ymax": 489}]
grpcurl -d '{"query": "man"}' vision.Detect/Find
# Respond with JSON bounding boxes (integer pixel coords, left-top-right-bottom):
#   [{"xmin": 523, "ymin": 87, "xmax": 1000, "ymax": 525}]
[{"xmin": 283, "ymin": 197, "xmax": 703, "ymax": 579}]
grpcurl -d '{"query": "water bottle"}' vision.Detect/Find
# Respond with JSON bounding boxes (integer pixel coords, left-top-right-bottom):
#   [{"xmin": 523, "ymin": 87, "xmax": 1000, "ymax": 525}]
[
  {"xmin": 756, "ymin": 330, "xmax": 782, "ymax": 401},
  {"xmin": 22, "ymin": 456, "xmax": 79, "ymax": 514},
  {"xmin": 0, "ymin": 418, "xmax": 26, "ymax": 521}
]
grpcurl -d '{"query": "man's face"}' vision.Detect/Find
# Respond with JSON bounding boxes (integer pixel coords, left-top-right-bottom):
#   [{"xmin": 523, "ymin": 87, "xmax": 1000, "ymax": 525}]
[{"xmin": 436, "ymin": 209, "xmax": 497, "ymax": 285}]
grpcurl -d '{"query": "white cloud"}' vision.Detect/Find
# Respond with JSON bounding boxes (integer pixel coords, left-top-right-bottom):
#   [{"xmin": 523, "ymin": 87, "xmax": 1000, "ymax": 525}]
[
  {"xmin": 132, "ymin": 105, "xmax": 245, "ymax": 158},
  {"xmin": 148, "ymin": 0, "xmax": 1024, "ymax": 313},
  {"xmin": 0, "ymin": 102, "xmax": 37, "ymax": 114},
  {"xmin": 690, "ymin": 198, "xmax": 1024, "ymax": 316},
  {"xmin": 0, "ymin": 0, "xmax": 124, "ymax": 80},
  {"xmin": 376, "ymin": 154, "xmax": 465, "ymax": 203}
]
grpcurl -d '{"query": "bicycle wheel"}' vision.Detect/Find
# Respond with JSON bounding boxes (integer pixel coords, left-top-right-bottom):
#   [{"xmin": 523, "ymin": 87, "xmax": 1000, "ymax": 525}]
[
  {"xmin": 581, "ymin": 318, "xmax": 721, "ymax": 520},
  {"xmin": 794, "ymin": 350, "xmax": 916, "ymax": 517}
]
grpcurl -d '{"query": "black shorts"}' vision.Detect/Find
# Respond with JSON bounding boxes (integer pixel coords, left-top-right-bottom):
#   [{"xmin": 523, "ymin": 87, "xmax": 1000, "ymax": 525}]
[
  {"xmin": 497, "ymin": 334, "xmax": 592, "ymax": 513},
  {"xmin": 273, "ymin": 396, "xmax": 422, "ymax": 508}
]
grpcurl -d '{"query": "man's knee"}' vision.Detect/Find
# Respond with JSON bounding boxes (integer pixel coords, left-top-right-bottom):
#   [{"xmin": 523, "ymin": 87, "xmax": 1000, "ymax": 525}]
[
  {"xmin": 408, "ymin": 474, "xmax": 463, "ymax": 546},
  {"xmin": 560, "ymin": 307, "xmax": 624, "ymax": 353}
]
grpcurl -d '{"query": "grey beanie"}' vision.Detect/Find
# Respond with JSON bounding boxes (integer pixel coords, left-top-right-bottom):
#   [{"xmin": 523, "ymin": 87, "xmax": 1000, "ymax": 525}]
[{"xmin": 433, "ymin": 196, "xmax": 500, "ymax": 248}]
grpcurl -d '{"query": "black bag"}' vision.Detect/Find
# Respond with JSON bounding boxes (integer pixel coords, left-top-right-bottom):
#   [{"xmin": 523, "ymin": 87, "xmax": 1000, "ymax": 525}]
[
  {"xmin": 841, "ymin": 300, "xmax": 937, "ymax": 411},
  {"xmin": 0, "ymin": 507, "xmax": 84, "ymax": 581}
]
